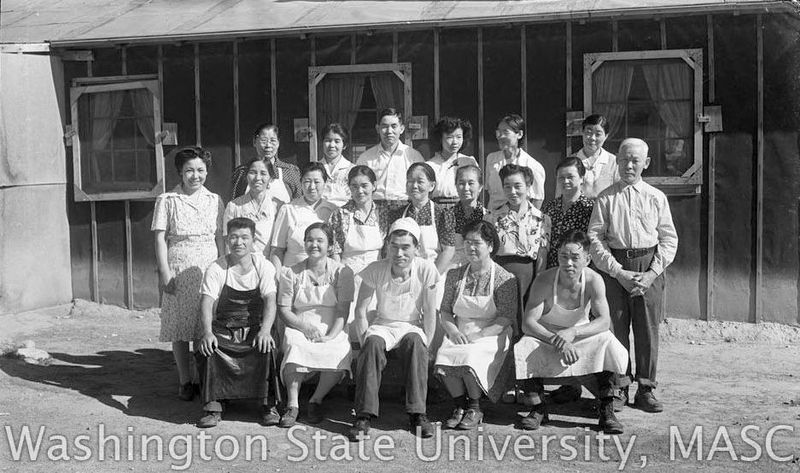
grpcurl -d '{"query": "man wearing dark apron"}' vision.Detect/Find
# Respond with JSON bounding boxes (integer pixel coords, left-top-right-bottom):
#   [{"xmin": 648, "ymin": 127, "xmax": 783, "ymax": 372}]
[{"xmin": 196, "ymin": 217, "xmax": 280, "ymax": 428}]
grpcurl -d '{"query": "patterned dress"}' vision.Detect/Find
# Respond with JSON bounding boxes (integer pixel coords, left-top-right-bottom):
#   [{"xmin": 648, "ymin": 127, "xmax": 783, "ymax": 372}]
[
  {"xmin": 151, "ymin": 185, "xmax": 223, "ymax": 342},
  {"xmin": 541, "ymin": 195, "xmax": 595, "ymax": 268}
]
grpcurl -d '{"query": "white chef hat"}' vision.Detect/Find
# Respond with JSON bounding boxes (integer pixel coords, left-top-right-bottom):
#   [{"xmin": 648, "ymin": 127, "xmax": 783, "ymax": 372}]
[{"xmin": 388, "ymin": 217, "xmax": 421, "ymax": 243}]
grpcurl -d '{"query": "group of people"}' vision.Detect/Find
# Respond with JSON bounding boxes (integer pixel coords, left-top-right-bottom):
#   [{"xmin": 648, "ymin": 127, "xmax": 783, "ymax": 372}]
[{"xmin": 151, "ymin": 108, "xmax": 678, "ymax": 440}]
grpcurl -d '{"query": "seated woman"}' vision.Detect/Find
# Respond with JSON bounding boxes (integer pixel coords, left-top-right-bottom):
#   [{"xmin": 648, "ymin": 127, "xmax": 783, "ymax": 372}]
[
  {"xmin": 196, "ymin": 217, "xmax": 278, "ymax": 428},
  {"xmin": 271, "ymin": 162, "xmax": 338, "ymax": 272},
  {"xmin": 513, "ymin": 231, "xmax": 628, "ymax": 434},
  {"xmin": 277, "ymin": 222, "xmax": 355, "ymax": 427},
  {"xmin": 224, "ymin": 158, "xmax": 283, "ymax": 258},
  {"xmin": 435, "ymin": 220, "xmax": 517, "ymax": 430}
]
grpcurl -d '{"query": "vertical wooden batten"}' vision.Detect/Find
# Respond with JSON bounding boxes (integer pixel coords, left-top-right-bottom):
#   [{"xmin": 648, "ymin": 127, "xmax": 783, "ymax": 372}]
[
  {"xmin": 566, "ymin": 22, "xmax": 573, "ymax": 156},
  {"xmin": 392, "ymin": 32, "xmax": 399, "ymax": 63},
  {"xmin": 351, "ymin": 34, "xmax": 357, "ymax": 65},
  {"xmin": 659, "ymin": 19, "xmax": 667, "ymax": 50},
  {"xmin": 477, "ymin": 28, "xmax": 485, "ymax": 169},
  {"xmin": 433, "ymin": 29, "xmax": 440, "ymax": 121},
  {"xmin": 121, "ymin": 45, "xmax": 133, "ymax": 309},
  {"xmin": 755, "ymin": 13, "xmax": 764, "ymax": 323},
  {"xmin": 121, "ymin": 46, "xmax": 128, "ymax": 75},
  {"xmin": 87, "ymin": 60, "xmax": 99, "ymax": 302},
  {"xmin": 194, "ymin": 43, "xmax": 201, "ymax": 146},
  {"xmin": 233, "ymin": 41, "xmax": 241, "ymax": 167},
  {"xmin": 270, "ymin": 39, "xmax": 277, "ymax": 125},
  {"xmin": 611, "ymin": 20, "xmax": 619, "ymax": 52},
  {"xmin": 310, "ymin": 37, "xmax": 316, "ymax": 66},
  {"xmin": 520, "ymin": 25, "xmax": 528, "ymax": 151},
  {"xmin": 706, "ymin": 14, "xmax": 716, "ymax": 321}
]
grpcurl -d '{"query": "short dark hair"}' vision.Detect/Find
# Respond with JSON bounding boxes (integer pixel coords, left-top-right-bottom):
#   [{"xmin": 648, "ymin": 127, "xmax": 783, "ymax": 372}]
[
  {"xmin": 406, "ymin": 162, "xmax": 436, "ymax": 184},
  {"xmin": 174, "ymin": 146, "xmax": 212, "ymax": 173},
  {"xmin": 388, "ymin": 229, "xmax": 419, "ymax": 247},
  {"xmin": 301, "ymin": 161, "xmax": 329, "ymax": 182},
  {"xmin": 455, "ymin": 164, "xmax": 483, "ymax": 185},
  {"xmin": 227, "ymin": 217, "xmax": 256, "ymax": 236},
  {"xmin": 253, "ymin": 123, "xmax": 279, "ymax": 138},
  {"xmin": 555, "ymin": 156, "xmax": 586, "ymax": 177},
  {"xmin": 246, "ymin": 157, "xmax": 277, "ymax": 180},
  {"xmin": 582, "ymin": 114, "xmax": 609, "ymax": 134},
  {"xmin": 377, "ymin": 107, "xmax": 403, "ymax": 124},
  {"xmin": 431, "ymin": 116, "xmax": 473, "ymax": 152},
  {"xmin": 462, "ymin": 220, "xmax": 500, "ymax": 257},
  {"xmin": 498, "ymin": 114, "xmax": 525, "ymax": 136},
  {"xmin": 561, "ymin": 230, "xmax": 591, "ymax": 252},
  {"xmin": 348, "ymin": 165, "xmax": 377, "ymax": 185},
  {"xmin": 321, "ymin": 123, "xmax": 349, "ymax": 149},
  {"xmin": 304, "ymin": 222, "xmax": 334, "ymax": 246},
  {"xmin": 499, "ymin": 163, "xmax": 534, "ymax": 187}
]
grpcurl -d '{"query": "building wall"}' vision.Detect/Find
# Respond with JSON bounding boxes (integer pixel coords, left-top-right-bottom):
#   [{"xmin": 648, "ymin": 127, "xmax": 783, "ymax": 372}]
[
  {"xmin": 0, "ymin": 52, "xmax": 72, "ymax": 314},
  {"xmin": 59, "ymin": 11, "xmax": 800, "ymax": 323}
]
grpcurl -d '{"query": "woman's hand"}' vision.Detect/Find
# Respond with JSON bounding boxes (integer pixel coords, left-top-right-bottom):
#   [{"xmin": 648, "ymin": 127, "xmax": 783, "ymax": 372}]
[
  {"xmin": 253, "ymin": 328, "xmax": 275, "ymax": 353},
  {"xmin": 159, "ymin": 270, "xmax": 176, "ymax": 295},
  {"xmin": 466, "ymin": 330, "xmax": 483, "ymax": 343},
  {"xmin": 198, "ymin": 331, "xmax": 218, "ymax": 357},
  {"xmin": 300, "ymin": 322, "xmax": 324, "ymax": 342},
  {"xmin": 446, "ymin": 326, "xmax": 470, "ymax": 345}
]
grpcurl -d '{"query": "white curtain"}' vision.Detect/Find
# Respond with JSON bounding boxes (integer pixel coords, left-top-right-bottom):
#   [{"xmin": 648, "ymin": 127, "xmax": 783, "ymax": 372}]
[
  {"xmin": 319, "ymin": 75, "xmax": 365, "ymax": 134},
  {"xmin": 89, "ymin": 91, "xmax": 124, "ymax": 182},
  {"xmin": 592, "ymin": 63, "xmax": 635, "ymax": 139},
  {"xmin": 641, "ymin": 62, "xmax": 693, "ymax": 138},
  {"xmin": 370, "ymin": 73, "xmax": 404, "ymax": 115},
  {"xmin": 131, "ymin": 89, "xmax": 155, "ymax": 147}
]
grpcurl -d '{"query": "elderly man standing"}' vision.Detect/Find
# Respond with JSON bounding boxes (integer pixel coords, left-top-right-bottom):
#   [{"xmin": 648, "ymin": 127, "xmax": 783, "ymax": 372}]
[{"xmin": 587, "ymin": 138, "xmax": 678, "ymax": 414}]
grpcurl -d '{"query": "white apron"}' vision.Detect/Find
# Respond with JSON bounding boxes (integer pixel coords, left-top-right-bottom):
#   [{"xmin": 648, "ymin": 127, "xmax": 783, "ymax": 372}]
[
  {"xmin": 514, "ymin": 269, "xmax": 628, "ymax": 379},
  {"xmin": 281, "ymin": 264, "xmax": 352, "ymax": 376},
  {"xmin": 283, "ymin": 200, "xmax": 324, "ymax": 267},
  {"xmin": 435, "ymin": 264, "xmax": 511, "ymax": 393},
  {"xmin": 363, "ymin": 260, "xmax": 428, "ymax": 351},
  {"xmin": 341, "ymin": 208, "xmax": 382, "ymax": 336},
  {"xmin": 403, "ymin": 200, "xmax": 446, "ymax": 306}
]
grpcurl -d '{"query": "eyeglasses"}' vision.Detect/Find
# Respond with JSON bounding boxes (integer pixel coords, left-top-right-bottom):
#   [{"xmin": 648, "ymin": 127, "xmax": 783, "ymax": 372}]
[{"xmin": 256, "ymin": 137, "xmax": 279, "ymax": 144}]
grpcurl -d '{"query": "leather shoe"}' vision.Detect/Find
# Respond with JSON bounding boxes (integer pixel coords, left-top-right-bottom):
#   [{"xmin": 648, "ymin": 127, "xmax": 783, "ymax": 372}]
[
  {"xmin": 519, "ymin": 404, "xmax": 548, "ymax": 430},
  {"xmin": 197, "ymin": 411, "xmax": 221, "ymax": 428},
  {"xmin": 613, "ymin": 387, "xmax": 629, "ymax": 412},
  {"xmin": 633, "ymin": 388, "xmax": 663, "ymax": 413},
  {"xmin": 599, "ymin": 398, "xmax": 624, "ymax": 434},
  {"xmin": 261, "ymin": 405, "xmax": 281, "ymax": 426},
  {"xmin": 409, "ymin": 413, "xmax": 435, "ymax": 438},
  {"xmin": 456, "ymin": 409, "xmax": 483, "ymax": 430},
  {"xmin": 349, "ymin": 416, "xmax": 371, "ymax": 441},
  {"xmin": 279, "ymin": 407, "xmax": 299, "ymax": 428},
  {"xmin": 444, "ymin": 407, "xmax": 465, "ymax": 429}
]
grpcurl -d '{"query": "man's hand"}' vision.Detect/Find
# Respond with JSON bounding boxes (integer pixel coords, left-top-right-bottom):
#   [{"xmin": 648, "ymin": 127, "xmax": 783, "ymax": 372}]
[
  {"xmin": 561, "ymin": 345, "xmax": 579, "ymax": 365},
  {"xmin": 198, "ymin": 331, "xmax": 218, "ymax": 357},
  {"xmin": 553, "ymin": 327, "xmax": 577, "ymax": 346},
  {"xmin": 630, "ymin": 270, "xmax": 657, "ymax": 297},
  {"xmin": 253, "ymin": 328, "xmax": 274, "ymax": 353},
  {"xmin": 615, "ymin": 269, "xmax": 640, "ymax": 294}
]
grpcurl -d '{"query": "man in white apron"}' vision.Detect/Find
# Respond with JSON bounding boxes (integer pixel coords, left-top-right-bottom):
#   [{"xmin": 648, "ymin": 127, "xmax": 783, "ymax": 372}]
[
  {"xmin": 349, "ymin": 218, "xmax": 438, "ymax": 441},
  {"xmin": 514, "ymin": 231, "xmax": 627, "ymax": 434}
]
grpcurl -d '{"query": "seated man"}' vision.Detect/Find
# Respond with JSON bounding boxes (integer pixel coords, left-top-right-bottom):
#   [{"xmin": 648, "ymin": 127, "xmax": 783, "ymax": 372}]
[
  {"xmin": 196, "ymin": 217, "xmax": 279, "ymax": 428},
  {"xmin": 514, "ymin": 230, "xmax": 628, "ymax": 434},
  {"xmin": 349, "ymin": 218, "xmax": 438, "ymax": 440}
]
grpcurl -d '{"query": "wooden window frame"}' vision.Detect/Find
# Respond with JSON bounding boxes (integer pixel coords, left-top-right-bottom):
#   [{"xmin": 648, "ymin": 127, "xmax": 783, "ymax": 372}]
[
  {"xmin": 70, "ymin": 75, "xmax": 165, "ymax": 201},
  {"xmin": 584, "ymin": 49, "xmax": 704, "ymax": 193},
  {"xmin": 307, "ymin": 62, "xmax": 413, "ymax": 162}
]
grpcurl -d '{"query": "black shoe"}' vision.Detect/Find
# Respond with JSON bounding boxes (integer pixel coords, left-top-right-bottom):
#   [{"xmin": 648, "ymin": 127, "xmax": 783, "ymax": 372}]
[
  {"xmin": 633, "ymin": 387, "xmax": 664, "ymax": 413},
  {"xmin": 197, "ymin": 411, "xmax": 221, "ymax": 428},
  {"xmin": 280, "ymin": 407, "xmax": 299, "ymax": 428},
  {"xmin": 599, "ymin": 398, "xmax": 624, "ymax": 434},
  {"xmin": 261, "ymin": 405, "xmax": 280, "ymax": 426},
  {"xmin": 549, "ymin": 385, "xmax": 582, "ymax": 404},
  {"xmin": 409, "ymin": 413, "xmax": 435, "ymax": 438},
  {"xmin": 178, "ymin": 382, "xmax": 195, "ymax": 401},
  {"xmin": 519, "ymin": 404, "xmax": 548, "ymax": 430},
  {"xmin": 306, "ymin": 402, "xmax": 324, "ymax": 425},
  {"xmin": 444, "ymin": 407, "xmax": 465, "ymax": 429},
  {"xmin": 456, "ymin": 409, "xmax": 483, "ymax": 430},
  {"xmin": 613, "ymin": 387, "xmax": 629, "ymax": 412},
  {"xmin": 349, "ymin": 416, "xmax": 371, "ymax": 441}
]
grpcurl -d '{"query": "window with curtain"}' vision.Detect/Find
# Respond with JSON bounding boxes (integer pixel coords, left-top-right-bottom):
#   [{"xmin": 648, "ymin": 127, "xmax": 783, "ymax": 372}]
[
  {"xmin": 584, "ymin": 49, "xmax": 703, "ymax": 189},
  {"xmin": 70, "ymin": 78, "xmax": 165, "ymax": 201}
]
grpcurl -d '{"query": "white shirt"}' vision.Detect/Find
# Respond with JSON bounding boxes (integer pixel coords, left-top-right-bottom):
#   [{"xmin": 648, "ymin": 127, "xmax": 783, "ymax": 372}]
[
  {"xmin": 576, "ymin": 147, "xmax": 620, "ymax": 199},
  {"xmin": 322, "ymin": 156, "xmax": 354, "ymax": 207},
  {"xmin": 356, "ymin": 142, "xmax": 423, "ymax": 200},
  {"xmin": 587, "ymin": 179, "xmax": 678, "ymax": 277},
  {"xmin": 427, "ymin": 153, "xmax": 479, "ymax": 199},
  {"xmin": 485, "ymin": 149, "xmax": 546, "ymax": 211},
  {"xmin": 201, "ymin": 253, "xmax": 277, "ymax": 300}
]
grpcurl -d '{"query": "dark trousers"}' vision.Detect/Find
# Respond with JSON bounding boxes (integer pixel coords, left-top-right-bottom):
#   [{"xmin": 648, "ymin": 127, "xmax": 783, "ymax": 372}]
[
  {"xmin": 355, "ymin": 333, "xmax": 428, "ymax": 417},
  {"xmin": 601, "ymin": 248, "xmax": 664, "ymax": 389},
  {"xmin": 522, "ymin": 371, "xmax": 617, "ymax": 399},
  {"xmin": 495, "ymin": 254, "xmax": 536, "ymax": 329}
]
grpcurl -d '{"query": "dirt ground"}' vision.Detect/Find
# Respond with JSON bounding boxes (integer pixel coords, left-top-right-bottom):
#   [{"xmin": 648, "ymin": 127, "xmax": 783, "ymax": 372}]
[{"xmin": 1, "ymin": 300, "xmax": 799, "ymax": 473}]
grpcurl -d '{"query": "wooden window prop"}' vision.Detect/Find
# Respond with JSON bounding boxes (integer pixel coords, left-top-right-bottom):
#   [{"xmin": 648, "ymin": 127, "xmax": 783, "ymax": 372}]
[
  {"xmin": 70, "ymin": 75, "xmax": 165, "ymax": 201},
  {"xmin": 308, "ymin": 63, "xmax": 413, "ymax": 162},
  {"xmin": 583, "ymin": 49, "xmax": 704, "ymax": 193}
]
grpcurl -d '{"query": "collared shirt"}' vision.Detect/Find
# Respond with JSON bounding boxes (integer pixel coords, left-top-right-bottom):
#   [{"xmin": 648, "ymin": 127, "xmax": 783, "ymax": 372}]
[
  {"xmin": 356, "ymin": 142, "xmax": 423, "ymax": 200},
  {"xmin": 440, "ymin": 262, "xmax": 518, "ymax": 326},
  {"xmin": 485, "ymin": 149, "xmax": 546, "ymax": 211},
  {"xmin": 541, "ymin": 195, "xmax": 595, "ymax": 268},
  {"xmin": 151, "ymin": 185, "xmax": 223, "ymax": 244},
  {"xmin": 271, "ymin": 197, "xmax": 338, "ymax": 249},
  {"xmin": 427, "ymin": 152, "xmax": 479, "ymax": 199},
  {"xmin": 576, "ymin": 147, "xmax": 620, "ymax": 199},
  {"xmin": 453, "ymin": 203, "xmax": 486, "ymax": 236},
  {"xmin": 322, "ymin": 156, "xmax": 354, "ymax": 207},
  {"xmin": 587, "ymin": 179, "xmax": 678, "ymax": 277},
  {"xmin": 223, "ymin": 191, "xmax": 282, "ymax": 253},
  {"xmin": 230, "ymin": 157, "xmax": 302, "ymax": 201},
  {"xmin": 487, "ymin": 201, "xmax": 551, "ymax": 259},
  {"xmin": 328, "ymin": 200, "xmax": 389, "ymax": 256}
]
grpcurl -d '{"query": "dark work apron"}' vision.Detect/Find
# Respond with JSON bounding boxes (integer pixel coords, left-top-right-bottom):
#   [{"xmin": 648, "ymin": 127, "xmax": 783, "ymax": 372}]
[{"xmin": 198, "ymin": 256, "xmax": 282, "ymax": 404}]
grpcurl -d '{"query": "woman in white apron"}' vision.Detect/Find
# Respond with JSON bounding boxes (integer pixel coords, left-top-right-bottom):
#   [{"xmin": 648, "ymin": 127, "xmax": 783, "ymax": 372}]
[
  {"xmin": 277, "ymin": 222, "xmax": 354, "ymax": 427},
  {"xmin": 329, "ymin": 165, "xmax": 386, "ymax": 339},
  {"xmin": 270, "ymin": 162, "xmax": 338, "ymax": 272},
  {"xmin": 451, "ymin": 165, "xmax": 487, "ymax": 268},
  {"xmin": 435, "ymin": 220, "xmax": 518, "ymax": 430},
  {"xmin": 513, "ymin": 230, "xmax": 628, "ymax": 434},
  {"xmin": 223, "ymin": 159, "xmax": 284, "ymax": 257}
]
